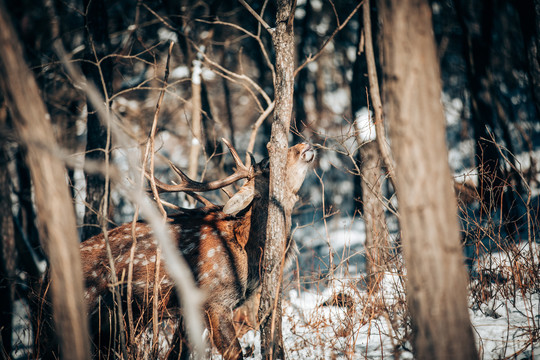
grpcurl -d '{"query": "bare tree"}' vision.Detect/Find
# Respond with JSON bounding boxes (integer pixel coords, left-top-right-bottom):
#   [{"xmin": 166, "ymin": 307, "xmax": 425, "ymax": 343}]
[
  {"xmin": 354, "ymin": 0, "xmax": 391, "ymax": 290},
  {"xmin": 0, "ymin": 109, "xmax": 16, "ymax": 360},
  {"xmin": 0, "ymin": 2, "xmax": 91, "ymax": 358},
  {"xmin": 376, "ymin": 0, "xmax": 478, "ymax": 358},
  {"xmin": 257, "ymin": 0, "xmax": 296, "ymax": 358}
]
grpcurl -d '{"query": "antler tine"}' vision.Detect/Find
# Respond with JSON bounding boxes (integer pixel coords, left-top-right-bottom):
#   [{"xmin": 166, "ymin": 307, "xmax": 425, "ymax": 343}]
[
  {"xmin": 168, "ymin": 161, "xmax": 197, "ymax": 184},
  {"xmin": 247, "ymin": 152, "xmax": 257, "ymax": 170},
  {"xmin": 148, "ymin": 139, "xmax": 252, "ymax": 194},
  {"xmin": 144, "ymin": 171, "xmax": 182, "ymax": 192},
  {"xmin": 185, "ymin": 191, "xmax": 216, "ymax": 207},
  {"xmin": 145, "ymin": 168, "xmax": 216, "ymax": 208},
  {"xmin": 221, "ymin": 138, "xmax": 250, "ymax": 174}
]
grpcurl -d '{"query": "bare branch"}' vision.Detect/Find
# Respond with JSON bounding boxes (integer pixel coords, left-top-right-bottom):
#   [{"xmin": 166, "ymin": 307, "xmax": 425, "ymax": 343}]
[
  {"xmin": 239, "ymin": 0, "xmax": 274, "ymax": 35},
  {"xmin": 246, "ymin": 101, "xmax": 275, "ymax": 166},
  {"xmin": 148, "ymin": 41, "xmax": 174, "ymax": 218},
  {"xmin": 363, "ymin": 0, "xmax": 396, "ymax": 184},
  {"xmin": 54, "ymin": 42, "xmax": 206, "ymax": 359},
  {"xmin": 195, "ymin": 18, "xmax": 275, "ymax": 75},
  {"xmin": 294, "ymin": 1, "xmax": 363, "ymax": 78}
]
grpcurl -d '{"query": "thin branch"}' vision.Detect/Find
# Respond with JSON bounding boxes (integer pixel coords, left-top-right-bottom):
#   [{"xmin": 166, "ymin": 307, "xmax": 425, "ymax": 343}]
[
  {"xmin": 148, "ymin": 41, "xmax": 175, "ymax": 219},
  {"xmin": 294, "ymin": 1, "xmax": 363, "ymax": 78},
  {"xmin": 88, "ymin": 30, "xmax": 130, "ymax": 358},
  {"xmin": 141, "ymin": 3, "xmax": 176, "ymax": 32},
  {"xmin": 195, "ymin": 18, "xmax": 275, "ymax": 75},
  {"xmin": 151, "ymin": 247, "xmax": 162, "ymax": 355},
  {"xmin": 363, "ymin": 0, "xmax": 396, "ymax": 184},
  {"xmin": 246, "ymin": 101, "xmax": 275, "ymax": 166},
  {"xmin": 329, "ymin": 0, "xmax": 341, "ymax": 27},
  {"xmin": 144, "ymin": 4, "xmax": 274, "ymax": 112},
  {"xmin": 55, "ymin": 41, "xmax": 206, "ymax": 359},
  {"xmin": 189, "ymin": 39, "xmax": 272, "ymax": 107},
  {"xmin": 239, "ymin": 0, "xmax": 274, "ymax": 35},
  {"xmin": 127, "ymin": 41, "xmax": 174, "ymax": 340}
]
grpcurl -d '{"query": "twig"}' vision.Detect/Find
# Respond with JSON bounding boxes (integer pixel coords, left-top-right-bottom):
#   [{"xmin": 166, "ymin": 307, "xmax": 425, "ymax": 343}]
[
  {"xmin": 195, "ymin": 18, "xmax": 275, "ymax": 75},
  {"xmin": 294, "ymin": 1, "xmax": 363, "ymax": 78},
  {"xmin": 362, "ymin": 0, "xmax": 396, "ymax": 184},
  {"xmin": 151, "ymin": 247, "xmax": 162, "ymax": 355},
  {"xmin": 127, "ymin": 41, "xmax": 173, "ymax": 341},
  {"xmin": 54, "ymin": 41, "xmax": 206, "ymax": 359},
  {"xmin": 148, "ymin": 41, "xmax": 175, "ymax": 218},
  {"xmin": 189, "ymin": 38, "xmax": 272, "ymax": 107},
  {"xmin": 89, "ymin": 34, "xmax": 129, "ymax": 359},
  {"xmin": 314, "ymin": 170, "xmax": 334, "ymax": 279},
  {"xmin": 239, "ymin": 0, "xmax": 274, "ymax": 35},
  {"xmin": 246, "ymin": 101, "xmax": 275, "ymax": 165}
]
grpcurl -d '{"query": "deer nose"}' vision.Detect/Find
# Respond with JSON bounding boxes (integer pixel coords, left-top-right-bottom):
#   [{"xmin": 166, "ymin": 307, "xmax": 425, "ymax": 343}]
[{"xmin": 301, "ymin": 143, "xmax": 315, "ymax": 163}]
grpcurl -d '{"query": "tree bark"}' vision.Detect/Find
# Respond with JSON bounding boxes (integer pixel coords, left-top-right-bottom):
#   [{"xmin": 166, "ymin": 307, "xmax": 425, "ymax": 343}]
[
  {"xmin": 359, "ymin": 141, "xmax": 388, "ymax": 289},
  {"xmin": 81, "ymin": 0, "xmax": 112, "ymax": 240},
  {"xmin": 351, "ymin": 5, "xmax": 389, "ymax": 290},
  {"xmin": 0, "ymin": 112, "xmax": 16, "ymax": 360},
  {"xmin": 258, "ymin": 1, "xmax": 295, "ymax": 358},
  {"xmin": 376, "ymin": 0, "xmax": 478, "ymax": 359},
  {"xmin": 0, "ymin": 2, "xmax": 91, "ymax": 359}
]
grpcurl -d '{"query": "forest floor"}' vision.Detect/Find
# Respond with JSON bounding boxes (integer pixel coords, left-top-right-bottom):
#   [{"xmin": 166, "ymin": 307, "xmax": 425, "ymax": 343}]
[
  {"xmin": 10, "ymin": 203, "xmax": 540, "ymax": 359},
  {"xmin": 238, "ymin": 215, "xmax": 540, "ymax": 359}
]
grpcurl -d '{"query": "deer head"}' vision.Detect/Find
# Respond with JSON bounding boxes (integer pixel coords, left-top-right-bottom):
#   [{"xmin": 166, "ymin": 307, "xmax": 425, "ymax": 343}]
[{"xmin": 79, "ymin": 140, "xmax": 315, "ymax": 359}]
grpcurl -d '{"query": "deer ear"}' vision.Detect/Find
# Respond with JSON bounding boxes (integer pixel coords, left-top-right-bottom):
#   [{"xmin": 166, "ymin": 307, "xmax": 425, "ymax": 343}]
[{"xmin": 223, "ymin": 187, "xmax": 256, "ymax": 215}]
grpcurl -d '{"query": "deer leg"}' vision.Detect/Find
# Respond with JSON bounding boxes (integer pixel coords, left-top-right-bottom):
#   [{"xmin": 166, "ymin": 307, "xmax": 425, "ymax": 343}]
[
  {"xmin": 206, "ymin": 305, "xmax": 243, "ymax": 360},
  {"xmin": 166, "ymin": 318, "xmax": 189, "ymax": 360}
]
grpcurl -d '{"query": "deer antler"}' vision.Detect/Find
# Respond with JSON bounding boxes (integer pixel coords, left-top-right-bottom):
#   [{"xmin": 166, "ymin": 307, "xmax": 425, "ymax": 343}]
[{"xmin": 147, "ymin": 138, "xmax": 253, "ymax": 194}]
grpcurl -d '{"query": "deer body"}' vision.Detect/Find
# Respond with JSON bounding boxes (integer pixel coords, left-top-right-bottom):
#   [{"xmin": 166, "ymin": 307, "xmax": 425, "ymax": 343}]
[{"xmin": 80, "ymin": 142, "xmax": 315, "ymax": 359}]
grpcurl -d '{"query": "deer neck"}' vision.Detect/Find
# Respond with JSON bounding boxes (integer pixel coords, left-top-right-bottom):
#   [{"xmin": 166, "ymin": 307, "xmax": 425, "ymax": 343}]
[
  {"xmin": 236, "ymin": 190, "xmax": 298, "ymax": 247},
  {"xmin": 233, "ymin": 190, "xmax": 298, "ymax": 294}
]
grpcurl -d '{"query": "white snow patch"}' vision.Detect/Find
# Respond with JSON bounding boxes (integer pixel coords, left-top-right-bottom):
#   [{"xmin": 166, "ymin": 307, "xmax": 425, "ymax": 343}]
[
  {"xmin": 171, "ymin": 65, "xmax": 189, "ymax": 79},
  {"xmin": 355, "ymin": 107, "xmax": 376, "ymax": 143},
  {"xmin": 323, "ymin": 88, "xmax": 349, "ymax": 115}
]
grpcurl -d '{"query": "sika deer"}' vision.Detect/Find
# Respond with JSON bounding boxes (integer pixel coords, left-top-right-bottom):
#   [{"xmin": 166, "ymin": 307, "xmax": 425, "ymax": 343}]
[{"xmin": 80, "ymin": 141, "xmax": 315, "ymax": 359}]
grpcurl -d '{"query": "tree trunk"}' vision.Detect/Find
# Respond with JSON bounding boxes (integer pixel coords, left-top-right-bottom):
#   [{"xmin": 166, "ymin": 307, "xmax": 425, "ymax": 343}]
[
  {"xmin": 515, "ymin": 0, "xmax": 540, "ymax": 116},
  {"xmin": 15, "ymin": 149, "xmax": 41, "ymax": 258},
  {"xmin": 81, "ymin": 0, "xmax": 112, "ymax": 240},
  {"xmin": 351, "ymin": 5, "xmax": 389, "ymax": 290},
  {"xmin": 376, "ymin": 0, "xmax": 478, "ymax": 359},
  {"xmin": 454, "ymin": 0, "xmax": 507, "ymax": 211},
  {"xmin": 258, "ymin": 1, "xmax": 295, "ymax": 358},
  {"xmin": 0, "ymin": 1, "xmax": 91, "ymax": 359},
  {"xmin": 359, "ymin": 141, "xmax": 388, "ymax": 289},
  {"xmin": 0, "ymin": 111, "xmax": 16, "ymax": 360}
]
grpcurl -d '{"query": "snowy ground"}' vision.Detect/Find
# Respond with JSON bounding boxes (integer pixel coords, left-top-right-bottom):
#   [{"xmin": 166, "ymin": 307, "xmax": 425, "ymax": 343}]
[
  {"xmin": 237, "ymin": 280, "xmax": 539, "ymax": 359},
  {"xmin": 11, "ymin": 216, "xmax": 540, "ymax": 359},
  {"xmin": 237, "ymin": 217, "xmax": 540, "ymax": 360}
]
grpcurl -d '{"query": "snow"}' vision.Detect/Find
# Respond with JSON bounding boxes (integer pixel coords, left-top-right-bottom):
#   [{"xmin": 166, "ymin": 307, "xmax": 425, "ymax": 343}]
[
  {"xmin": 157, "ymin": 28, "xmax": 178, "ymax": 43},
  {"xmin": 237, "ymin": 219, "xmax": 539, "ymax": 359},
  {"xmin": 471, "ymin": 294, "xmax": 540, "ymax": 359},
  {"xmin": 171, "ymin": 65, "xmax": 190, "ymax": 79},
  {"xmin": 355, "ymin": 108, "xmax": 376, "ymax": 144}
]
